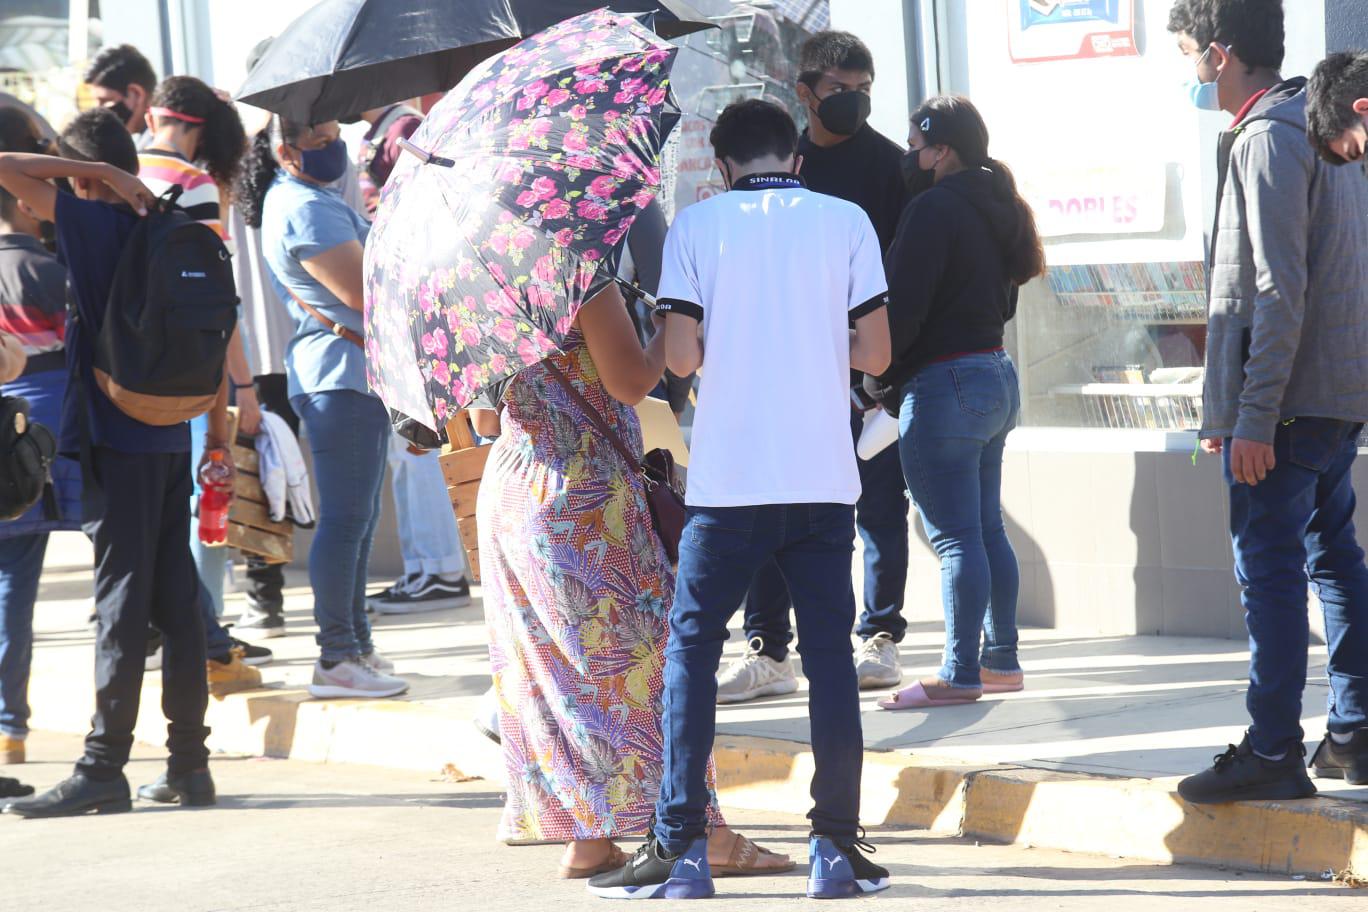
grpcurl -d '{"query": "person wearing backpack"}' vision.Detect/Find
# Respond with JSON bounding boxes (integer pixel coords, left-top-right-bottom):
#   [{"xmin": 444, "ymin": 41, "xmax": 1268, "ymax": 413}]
[
  {"xmin": 0, "ymin": 108, "xmax": 234, "ymax": 818},
  {"xmin": 0, "ymin": 108, "xmax": 82, "ymax": 773},
  {"xmin": 136, "ymin": 75, "xmax": 273, "ymax": 692}
]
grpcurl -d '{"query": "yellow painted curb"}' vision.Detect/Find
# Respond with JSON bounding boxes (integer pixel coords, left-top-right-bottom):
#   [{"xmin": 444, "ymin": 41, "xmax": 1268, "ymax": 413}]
[{"xmin": 30, "ymin": 678, "xmax": 1367, "ymax": 879}]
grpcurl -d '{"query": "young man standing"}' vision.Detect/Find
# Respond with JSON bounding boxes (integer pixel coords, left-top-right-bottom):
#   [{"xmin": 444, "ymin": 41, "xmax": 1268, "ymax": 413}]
[
  {"xmin": 0, "ymin": 110, "xmax": 228, "ymax": 817},
  {"xmin": 589, "ymin": 100, "xmax": 892, "ymax": 900},
  {"xmin": 1307, "ymin": 51, "xmax": 1368, "ymax": 165},
  {"xmin": 83, "ymin": 45, "xmax": 158, "ymax": 146},
  {"xmin": 1168, "ymin": 0, "xmax": 1368, "ymax": 802},
  {"xmin": 718, "ymin": 31, "xmax": 912, "ymax": 705}
]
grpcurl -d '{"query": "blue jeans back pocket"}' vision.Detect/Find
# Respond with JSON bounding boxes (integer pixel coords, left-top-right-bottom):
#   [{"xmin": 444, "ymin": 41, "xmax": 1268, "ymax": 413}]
[
  {"xmin": 949, "ymin": 362, "xmax": 1005, "ymax": 418},
  {"xmin": 688, "ymin": 507, "xmax": 756, "ymax": 557}
]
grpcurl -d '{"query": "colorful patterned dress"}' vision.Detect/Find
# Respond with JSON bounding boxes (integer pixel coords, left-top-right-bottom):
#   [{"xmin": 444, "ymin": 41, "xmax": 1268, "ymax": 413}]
[{"xmin": 479, "ymin": 333, "xmax": 722, "ymax": 842}]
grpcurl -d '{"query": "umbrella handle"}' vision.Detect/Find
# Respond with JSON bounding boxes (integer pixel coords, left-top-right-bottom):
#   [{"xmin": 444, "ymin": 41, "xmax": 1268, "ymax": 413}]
[
  {"xmin": 397, "ymin": 137, "xmax": 455, "ymax": 169},
  {"xmin": 614, "ymin": 276, "xmax": 657, "ymax": 310}
]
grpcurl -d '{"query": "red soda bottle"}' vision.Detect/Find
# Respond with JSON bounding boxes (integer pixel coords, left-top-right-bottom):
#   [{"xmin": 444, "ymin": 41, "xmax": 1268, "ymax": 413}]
[{"xmin": 198, "ymin": 450, "xmax": 233, "ymax": 545}]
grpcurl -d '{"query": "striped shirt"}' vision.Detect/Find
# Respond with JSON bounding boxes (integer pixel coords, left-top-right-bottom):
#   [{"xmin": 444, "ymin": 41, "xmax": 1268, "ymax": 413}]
[
  {"xmin": 0, "ymin": 233, "xmax": 66, "ymax": 358},
  {"xmin": 137, "ymin": 149, "xmax": 225, "ymax": 240}
]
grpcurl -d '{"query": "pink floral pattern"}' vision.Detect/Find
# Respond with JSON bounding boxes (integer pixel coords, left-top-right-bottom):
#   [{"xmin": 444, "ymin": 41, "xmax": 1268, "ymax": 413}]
[{"xmin": 364, "ymin": 9, "xmax": 679, "ymax": 430}]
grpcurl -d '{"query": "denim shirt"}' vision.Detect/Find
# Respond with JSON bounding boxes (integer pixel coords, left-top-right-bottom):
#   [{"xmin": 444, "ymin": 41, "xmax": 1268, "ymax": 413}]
[{"xmin": 261, "ymin": 173, "xmax": 371, "ymax": 401}]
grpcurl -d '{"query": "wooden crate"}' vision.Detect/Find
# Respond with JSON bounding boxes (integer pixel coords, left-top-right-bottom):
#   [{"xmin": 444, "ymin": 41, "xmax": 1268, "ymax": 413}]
[
  {"xmin": 217, "ymin": 408, "xmax": 293, "ymax": 564},
  {"xmin": 441, "ymin": 411, "xmax": 484, "ymax": 582}
]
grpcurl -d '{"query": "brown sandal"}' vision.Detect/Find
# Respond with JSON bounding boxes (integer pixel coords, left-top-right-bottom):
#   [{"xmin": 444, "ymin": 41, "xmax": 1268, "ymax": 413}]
[
  {"xmin": 557, "ymin": 844, "xmax": 629, "ymax": 880},
  {"xmin": 710, "ymin": 832, "xmax": 796, "ymax": 877}
]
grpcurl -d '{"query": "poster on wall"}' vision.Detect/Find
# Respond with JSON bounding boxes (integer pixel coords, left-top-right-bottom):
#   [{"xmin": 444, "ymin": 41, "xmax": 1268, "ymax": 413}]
[
  {"xmin": 1007, "ymin": 0, "xmax": 1139, "ymax": 64},
  {"xmin": 1020, "ymin": 161, "xmax": 1167, "ymax": 237}
]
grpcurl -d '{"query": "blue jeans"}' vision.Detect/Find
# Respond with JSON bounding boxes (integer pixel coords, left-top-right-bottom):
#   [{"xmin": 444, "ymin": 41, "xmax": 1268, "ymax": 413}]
[
  {"xmin": 387, "ymin": 432, "xmax": 466, "ymax": 578},
  {"xmin": 294, "ymin": 390, "xmax": 389, "ymax": 661},
  {"xmin": 743, "ymin": 412, "xmax": 909, "ymax": 660},
  {"xmin": 0, "ymin": 533, "xmax": 47, "ymax": 737},
  {"xmin": 188, "ymin": 413, "xmax": 233, "ymax": 660},
  {"xmin": 1226, "ymin": 418, "xmax": 1368, "ymax": 755},
  {"xmin": 655, "ymin": 503, "xmax": 864, "ymax": 851},
  {"xmin": 899, "ymin": 351, "xmax": 1021, "ymax": 688}
]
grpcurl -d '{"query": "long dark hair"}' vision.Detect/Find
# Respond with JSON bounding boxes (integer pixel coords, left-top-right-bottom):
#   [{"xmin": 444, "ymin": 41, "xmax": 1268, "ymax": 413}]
[
  {"xmin": 912, "ymin": 95, "xmax": 1045, "ymax": 286},
  {"xmin": 235, "ymin": 117, "xmax": 309, "ymax": 229},
  {"xmin": 148, "ymin": 76, "xmax": 247, "ymax": 187}
]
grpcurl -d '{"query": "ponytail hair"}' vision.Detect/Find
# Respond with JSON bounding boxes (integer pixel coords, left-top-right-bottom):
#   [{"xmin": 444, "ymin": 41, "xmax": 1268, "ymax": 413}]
[
  {"xmin": 148, "ymin": 75, "xmax": 247, "ymax": 187},
  {"xmin": 234, "ymin": 116, "xmax": 308, "ymax": 229},
  {"xmin": 912, "ymin": 94, "xmax": 1045, "ymax": 286}
]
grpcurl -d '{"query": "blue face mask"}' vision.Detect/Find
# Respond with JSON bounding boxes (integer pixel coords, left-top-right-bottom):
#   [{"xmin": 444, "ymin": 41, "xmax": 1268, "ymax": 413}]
[
  {"xmin": 1186, "ymin": 45, "xmax": 1225, "ymax": 112},
  {"xmin": 293, "ymin": 138, "xmax": 349, "ymax": 184}
]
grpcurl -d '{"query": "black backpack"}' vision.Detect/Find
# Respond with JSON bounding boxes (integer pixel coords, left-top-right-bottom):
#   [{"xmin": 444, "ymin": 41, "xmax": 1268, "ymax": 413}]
[
  {"xmin": 0, "ymin": 395, "xmax": 56, "ymax": 521},
  {"xmin": 93, "ymin": 188, "xmax": 238, "ymax": 426}
]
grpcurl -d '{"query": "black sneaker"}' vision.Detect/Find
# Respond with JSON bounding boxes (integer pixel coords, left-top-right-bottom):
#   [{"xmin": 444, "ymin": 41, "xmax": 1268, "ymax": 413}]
[
  {"xmin": 586, "ymin": 834, "xmax": 713, "ymax": 900},
  {"xmin": 371, "ymin": 574, "xmax": 472, "ymax": 615},
  {"xmin": 226, "ymin": 633, "xmax": 273, "ymax": 667},
  {"xmin": 808, "ymin": 834, "xmax": 890, "ymax": 899},
  {"xmin": 1177, "ymin": 735, "xmax": 1317, "ymax": 804},
  {"xmin": 1309, "ymin": 729, "xmax": 1368, "ymax": 785},
  {"xmin": 234, "ymin": 606, "xmax": 286, "ymax": 640}
]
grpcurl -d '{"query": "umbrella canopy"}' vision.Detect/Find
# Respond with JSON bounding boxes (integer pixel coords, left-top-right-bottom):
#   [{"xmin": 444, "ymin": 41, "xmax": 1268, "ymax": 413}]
[
  {"xmin": 236, "ymin": 0, "xmax": 522, "ymax": 123},
  {"xmin": 236, "ymin": 1, "xmax": 712, "ymax": 124},
  {"xmin": 510, "ymin": 0, "xmax": 713, "ymax": 39},
  {"xmin": 364, "ymin": 8, "xmax": 681, "ymax": 431}
]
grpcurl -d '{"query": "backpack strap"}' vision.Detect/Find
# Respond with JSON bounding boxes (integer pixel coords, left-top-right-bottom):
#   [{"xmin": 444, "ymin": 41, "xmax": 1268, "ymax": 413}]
[{"xmin": 283, "ymin": 287, "xmax": 363, "ymax": 347}]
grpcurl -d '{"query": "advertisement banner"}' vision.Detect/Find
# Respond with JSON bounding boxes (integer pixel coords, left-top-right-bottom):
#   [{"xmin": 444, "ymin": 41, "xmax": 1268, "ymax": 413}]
[
  {"xmin": 1007, "ymin": 0, "xmax": 1139, "ymax": 64},
  {"xmin": 1020, "ymin": 161, "xmax": 1168, "ymax": 237}
]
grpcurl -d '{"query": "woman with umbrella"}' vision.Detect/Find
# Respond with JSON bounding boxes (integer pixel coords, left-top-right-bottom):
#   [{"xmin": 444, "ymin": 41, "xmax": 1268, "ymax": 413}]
[
  {"xmin": 364, "ymin": 9, "xmax": 791, "ymax": 880},
  {"xmin": 237, "ymin": 115, "xmax": 409, "ymax": 700}
]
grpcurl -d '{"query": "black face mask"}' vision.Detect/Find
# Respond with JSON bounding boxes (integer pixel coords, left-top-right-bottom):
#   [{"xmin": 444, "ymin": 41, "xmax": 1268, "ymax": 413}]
[
  {"xmin": 106, "ymin": 100, "xmax": 135, "ymax": 129},
  {"xmin": 901, "ymin": 147, "xmax": 937, "ymax": 197},
  {"xmin": 813, "ymin": 91, "xmax": 871, "ymax": 137}
]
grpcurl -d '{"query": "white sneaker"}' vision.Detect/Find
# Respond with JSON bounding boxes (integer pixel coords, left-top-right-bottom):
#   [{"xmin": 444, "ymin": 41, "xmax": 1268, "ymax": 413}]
[
  {"xmin": 855, "ymin": 632, "xmax": 903, "ymax": 689},
  {"xmin": 716, "ymin": 637, "xmax": 799, "ymax": 704},
  {"xmin": 308, "ymin": 657, "xmax": 409, "ymax": 699},
  {"xmin": 361, "ymin": 650, "xmax": 396, "ymax": 674}
]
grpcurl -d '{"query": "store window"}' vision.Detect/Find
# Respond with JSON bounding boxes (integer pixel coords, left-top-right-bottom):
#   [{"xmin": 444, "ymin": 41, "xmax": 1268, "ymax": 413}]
[
  {"xmin": 939, "ymin": 0, "xmax": 1214, "ymax": 432},
  {"xmin": 0, "ymin": 1, "xmax": 103, "ymax": 130}
]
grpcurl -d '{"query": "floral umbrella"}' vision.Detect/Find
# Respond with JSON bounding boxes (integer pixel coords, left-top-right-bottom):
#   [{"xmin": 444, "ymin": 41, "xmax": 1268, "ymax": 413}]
[{"xmin": 364, "ymin": 8, "xmax": 681, "ymax": 432}]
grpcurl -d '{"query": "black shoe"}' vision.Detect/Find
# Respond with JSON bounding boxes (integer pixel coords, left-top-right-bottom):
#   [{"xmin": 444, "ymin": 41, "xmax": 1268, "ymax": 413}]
[
  {"xmin": 1177, "ymin": 735, "xmax": 1317, "ymax": 804},
  {"xmin": 808, "ymin": 833, "xmax": 891, "ymax": 898},
  {"xmin": 137, "ymin": 768, "xmax": 216, "ymax": 806},
  {"xmin": 371, "ymin": 574, "xmax": 472, "ymax": 615},
  {"xmin": 234, "ymin": 607, "xmax": 286, "ymax": 641},
  {"xmin": 0, "ymin": 777, "xmax": 33, "ymax": 799},
  {"xmin": 586, "ymin": 834, "xmax": 714, "ymax": 899},
  {"xmin": 3, "ymin": 771, "xmax": 131, "ymax": 818},
  {"xmin": 225, "ymin": 632, "xmax": 273, "ymax": 667},
  {"xmin": 1309, "ymin": 729, "xmax": 1368, "ymax": 785}
]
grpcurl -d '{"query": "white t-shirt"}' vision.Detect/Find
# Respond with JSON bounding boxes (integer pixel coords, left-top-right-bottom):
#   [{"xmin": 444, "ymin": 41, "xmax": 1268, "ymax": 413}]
[{"xmin": 657, "ymin": 173, "xmax": 888, "ymax": 508}]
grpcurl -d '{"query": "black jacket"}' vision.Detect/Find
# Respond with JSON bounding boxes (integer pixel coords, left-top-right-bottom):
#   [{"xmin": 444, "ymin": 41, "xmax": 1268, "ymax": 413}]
[{"xmin": 869, "ymin": 167, "xmax": 1021, "ymax": 402}]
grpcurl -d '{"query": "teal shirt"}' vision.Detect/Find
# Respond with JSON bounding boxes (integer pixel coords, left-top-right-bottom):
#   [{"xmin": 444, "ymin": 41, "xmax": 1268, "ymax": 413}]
[{"xmin": 261, "ymin": 173, "xmax": 371, "ymax": 400}]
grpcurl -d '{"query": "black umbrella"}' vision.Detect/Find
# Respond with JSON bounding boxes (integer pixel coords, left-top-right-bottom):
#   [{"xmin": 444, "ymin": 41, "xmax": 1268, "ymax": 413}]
[
  {"xmin": 236, "ymin": 0, "xmax": 522, "ymax": 123},
  {"xmin": 510, "ymin": 0, "xmax": 714, "ymax": 39},
  {"xmin": 236, "ymin": 1, "xmax": 713, "ymax": 124}
]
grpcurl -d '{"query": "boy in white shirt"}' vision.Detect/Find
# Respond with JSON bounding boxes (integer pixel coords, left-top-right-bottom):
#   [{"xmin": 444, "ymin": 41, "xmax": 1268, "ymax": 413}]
[{"xmin": 588, "ymin": 99, "xmax": 891, "ymax": 901}]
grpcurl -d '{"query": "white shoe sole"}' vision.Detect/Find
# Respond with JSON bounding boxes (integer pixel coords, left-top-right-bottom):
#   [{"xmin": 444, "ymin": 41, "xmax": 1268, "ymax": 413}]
[
  {"xmin": 234, "ymin": 624, "xmax": 286, "ymax": 641},
  {"xmin": 370, "ymin": 593, "xmax": 471, "ymax": 615},
  {"xmin": 857, "ymin": 668, "xmax": 903, "ymax": 690},
  {"xmin": 716, "ymin": 678, "xmax": 799, "ymax": 705},
  {"xmin": 308, "ymin": 682, "xmax": 409, "ymax": 699}
]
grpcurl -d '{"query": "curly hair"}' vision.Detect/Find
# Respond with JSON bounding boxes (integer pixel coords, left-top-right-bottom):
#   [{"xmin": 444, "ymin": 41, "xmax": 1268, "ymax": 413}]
[
  {"xmin": 148, "ymin": 76, "xmax": 247, "ymax": 188},
  {"xmin": 234, "ymin": 118, "xmax": 309, "ymax": 229},
  {"xmin": 1166, "ymin": 0, "xmax": 1285, "ymax": 71},
  {"xmin": 1307, "ymin": 51, "xmax": 1368, "ymax": 164}
]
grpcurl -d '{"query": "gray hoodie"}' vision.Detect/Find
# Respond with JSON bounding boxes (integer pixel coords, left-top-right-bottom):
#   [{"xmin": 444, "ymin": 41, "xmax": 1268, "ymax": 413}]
[{"xmin": 1202, "ymin": 79, "xmax": 1368, "ymax": 443}]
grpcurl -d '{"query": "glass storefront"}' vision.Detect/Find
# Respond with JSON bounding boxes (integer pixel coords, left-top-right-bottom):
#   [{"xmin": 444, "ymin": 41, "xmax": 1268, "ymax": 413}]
[
  {"xmin": 934, "ymin": 0, "xmax": 1215, "ymax": 432},
  {"xmin": 0, "ymin": 0, "xmax": 104, "ymax": 130}
]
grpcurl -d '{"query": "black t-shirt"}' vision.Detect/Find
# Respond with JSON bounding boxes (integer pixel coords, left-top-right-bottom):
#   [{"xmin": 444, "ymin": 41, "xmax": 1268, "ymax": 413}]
[
  {"xmin": 797, "ymin": 124, "xmax": 909, "ymax": 386},
  {"xmin": 797, "ymin": 125, "xmax": 909, "ymax": 256}
]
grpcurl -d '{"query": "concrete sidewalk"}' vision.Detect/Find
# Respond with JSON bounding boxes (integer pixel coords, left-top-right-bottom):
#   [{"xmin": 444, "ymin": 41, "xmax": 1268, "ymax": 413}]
[{"xmin": 20, "ymin": 533, "xmax": 1368, "ymax": 882}]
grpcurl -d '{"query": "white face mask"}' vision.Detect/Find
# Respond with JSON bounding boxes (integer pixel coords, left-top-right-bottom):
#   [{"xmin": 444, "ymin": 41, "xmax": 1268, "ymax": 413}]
[{"xmin": 1186, "ymin": 44, "xmax": 1228, "ymax": 112}]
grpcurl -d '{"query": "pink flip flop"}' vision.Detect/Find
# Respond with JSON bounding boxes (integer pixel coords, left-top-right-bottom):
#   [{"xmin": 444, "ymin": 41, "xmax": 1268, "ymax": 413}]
[{"xmin": 877, "ymin": 679, "xmax": 983, "ymax": 711}]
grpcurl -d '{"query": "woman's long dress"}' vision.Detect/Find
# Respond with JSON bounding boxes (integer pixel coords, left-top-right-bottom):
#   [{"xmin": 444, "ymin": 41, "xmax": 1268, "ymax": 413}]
[{"xmin": 479, "ymin": 335, "xmax": 721, "ymax": 842}]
